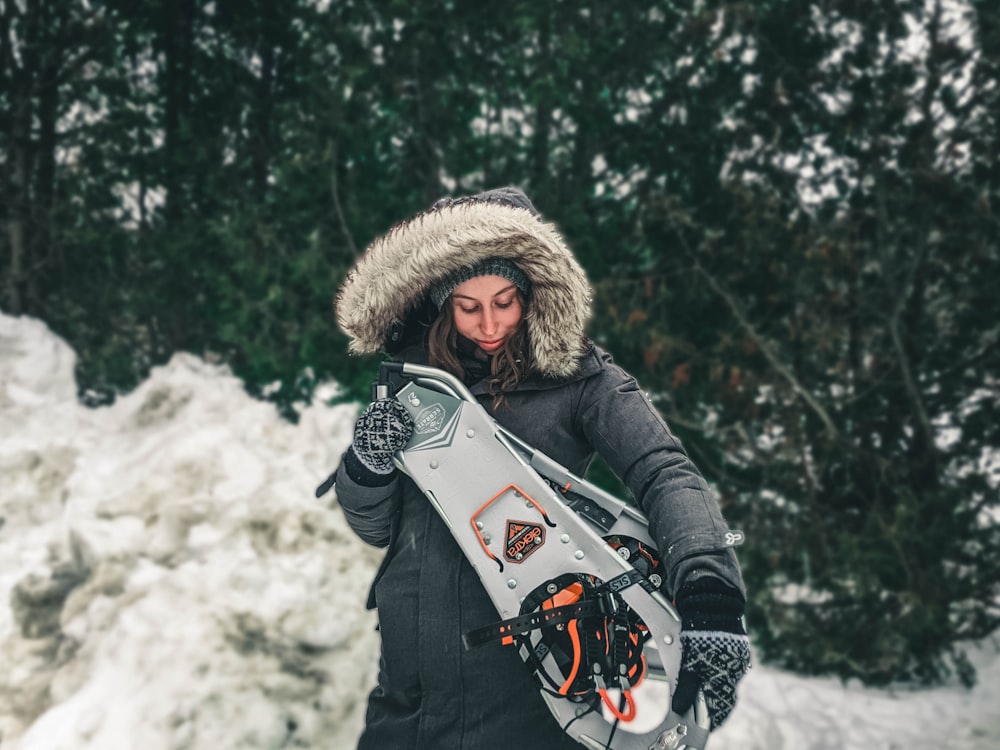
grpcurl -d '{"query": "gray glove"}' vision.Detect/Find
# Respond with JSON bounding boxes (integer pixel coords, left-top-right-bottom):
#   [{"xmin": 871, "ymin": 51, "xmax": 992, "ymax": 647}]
[
  {"xmin": 671, "ymin": 577, "xmax": 751, "ymax": 730},
  {"xmin": 350, "ymin": 398, "xmax": 414, "ymax": 474}
]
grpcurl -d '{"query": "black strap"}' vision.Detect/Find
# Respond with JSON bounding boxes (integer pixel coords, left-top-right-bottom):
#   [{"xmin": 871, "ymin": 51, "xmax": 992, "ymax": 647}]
[
  {"xmin": 463, "ymin": 567, "xmax": 649, "ymax": 650},
  {"xmin": 315, "ymin": 470, "xmax": 337, "ymax": 498},
  {"xmin": 593, "ymin": 568, "xmax": 648, "ymax": 597},
  {"xmin": 562, "ymin": 492, "xmax": 617, "ymax": 531},
  {"xmin": 541, "ymin": 478, "xmax": 617, "ymax": 532},
  {"xmin": 463, "ymin": 598, "xmax": 611, "ymax": 649}
]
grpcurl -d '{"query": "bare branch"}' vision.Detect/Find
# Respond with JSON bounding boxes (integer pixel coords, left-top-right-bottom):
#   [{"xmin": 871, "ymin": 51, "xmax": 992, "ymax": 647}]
[
  {"xmin": 328, "ymin": 139, "xmax": 357, "ymax": 256},
  {"xmin": 678, "ymin": 235, "xmax": 841, "ymax": 439}
]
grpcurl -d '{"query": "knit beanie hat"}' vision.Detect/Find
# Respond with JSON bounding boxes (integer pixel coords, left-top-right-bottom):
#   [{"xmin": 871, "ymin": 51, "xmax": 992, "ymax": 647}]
[
  {"xmin": 428, "ymin": 257, "xmax": 532, "ymax": 308},
  {"xmin": 431, "ymin": 186, "xmax": 541, "ymax": 217}
]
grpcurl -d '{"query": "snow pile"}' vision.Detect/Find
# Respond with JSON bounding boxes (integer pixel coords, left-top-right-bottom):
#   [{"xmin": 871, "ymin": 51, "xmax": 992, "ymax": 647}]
[
  {"xmin": 1, "ymin": 311, "xmax": 998, "ymax": 750},
  {"xmin": 0, "ymin": 313, "xmax": 380, "ymax": 749}
]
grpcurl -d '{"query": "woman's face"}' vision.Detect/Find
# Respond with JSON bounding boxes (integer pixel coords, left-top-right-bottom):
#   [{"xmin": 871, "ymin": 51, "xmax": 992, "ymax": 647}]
[{"xmin": 450, "ymin": 274, "xmax": 524, "ymax": 353}]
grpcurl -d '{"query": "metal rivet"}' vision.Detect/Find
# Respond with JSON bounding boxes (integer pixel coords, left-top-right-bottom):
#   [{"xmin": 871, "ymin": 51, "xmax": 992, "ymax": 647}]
[
  {"xmin": 546, "ymin": 583, "xmax": 559, "ymax": 594},
  {"xmin": 515, "ymin": 553, "xmax": 523, "ymax": 560},
  {"xmin": 483, "ymin": 534, "xmax": 492, "ymax": 544},
  {"xmin": 663, "ymin": 634, "xmax": 674, "ymax": 645},
  {"xmin": 534, "ymin": 536, "xmax": 543, "ymax": 545},
  {"xmin": 617, "ymin": 547, "xmax": 631, "ymax": 560},
  {"xmin": 574, "ymin": 550, "xmax": 584, "ymax": 560},
  {"xmin": 429, "ymin": 460, "xmax": 439, "ymax": 469},
  {"xmin": 411, "ymin": 398, "xmax": 420, "ymax": 407},
  {"xmin": 466, "ymin": 429, "xmax": 476, "ymax": 438},
  {"xmin": 507, "ymin": 579, "xmax": 517, "ymax": 589},
  {"xmin": 560, "ymin": 534, "xmax": 570, "ymax": 544},
  {"xmin": 476, "ymin": 521, "xmax": 484, "ymax": 530}
]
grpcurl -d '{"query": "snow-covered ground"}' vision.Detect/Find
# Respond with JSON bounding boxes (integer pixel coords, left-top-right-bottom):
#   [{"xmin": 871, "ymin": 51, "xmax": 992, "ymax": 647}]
[{"xmin": 1, "ymin": 311, "xmax": 998, "ymax": 750}]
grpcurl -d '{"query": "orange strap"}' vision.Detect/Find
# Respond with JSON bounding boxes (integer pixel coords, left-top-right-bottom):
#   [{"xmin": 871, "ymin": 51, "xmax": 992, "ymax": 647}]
[
  {"xmin": 599, "ymin": 688, "xmax": 637, "ymax": 722},
  {"xmin": 558, "ymin": 619, "xmax": 582, "ymax": 695},
  {"xmin": 544, "ymin": 583, "xmax": 584, "ymax": 695}
]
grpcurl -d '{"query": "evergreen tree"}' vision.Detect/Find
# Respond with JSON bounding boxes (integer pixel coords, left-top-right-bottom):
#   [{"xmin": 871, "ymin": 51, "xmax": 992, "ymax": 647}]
[{"xmin": 2, "ymin": 0, "xmax": 996, "ymax": 684}]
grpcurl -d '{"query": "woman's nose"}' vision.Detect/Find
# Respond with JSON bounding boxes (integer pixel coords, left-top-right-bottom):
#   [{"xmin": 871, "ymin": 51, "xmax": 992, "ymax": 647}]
[{"xmin": 481, "ymin": 309, "xmax": 498, "ymax": 335}]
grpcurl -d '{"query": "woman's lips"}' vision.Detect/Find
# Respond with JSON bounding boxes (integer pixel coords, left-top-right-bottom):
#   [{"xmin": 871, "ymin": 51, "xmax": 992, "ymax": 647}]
[{"xmin": 477, "ymin": 339, "xmax": 504, "ymax": 352}]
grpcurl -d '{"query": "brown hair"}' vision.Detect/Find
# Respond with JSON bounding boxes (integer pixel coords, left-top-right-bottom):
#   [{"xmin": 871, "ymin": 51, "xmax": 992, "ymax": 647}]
[{"xmin": 427, "ymin": 291, "xmax": 531, "ymax": 409}]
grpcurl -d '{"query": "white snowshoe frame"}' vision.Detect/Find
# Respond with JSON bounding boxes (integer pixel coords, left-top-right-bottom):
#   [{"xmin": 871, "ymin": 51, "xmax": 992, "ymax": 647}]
[{"xmin": 379, "ymin": 362, "xmax": 712, "ymax": 750}]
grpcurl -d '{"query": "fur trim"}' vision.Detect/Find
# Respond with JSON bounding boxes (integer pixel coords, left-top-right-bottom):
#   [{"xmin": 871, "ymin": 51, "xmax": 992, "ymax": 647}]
[{"xmin": 336, "ymin": 200, "xmax": 593, "ymax": 378}]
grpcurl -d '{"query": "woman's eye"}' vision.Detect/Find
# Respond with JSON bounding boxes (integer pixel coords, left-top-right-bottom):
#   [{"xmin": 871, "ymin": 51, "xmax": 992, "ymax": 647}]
[
  {"xmin": 495, "ymin": 301, "xmax": 512, "ymax": 310},
  {"xmin": 459, "ymin": 306, "xmax": 478, "ymax": 314}
]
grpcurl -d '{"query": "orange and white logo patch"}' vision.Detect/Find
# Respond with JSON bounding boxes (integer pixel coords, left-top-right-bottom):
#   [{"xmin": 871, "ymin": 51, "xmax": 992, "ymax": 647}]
[{"xmin": 504, "ymin": 519, "xmax": 545, "ymax": 563}]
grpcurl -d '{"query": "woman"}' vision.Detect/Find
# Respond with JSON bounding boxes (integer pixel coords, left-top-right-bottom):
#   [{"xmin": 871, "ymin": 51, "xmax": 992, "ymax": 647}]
[{"xmin": 333, "ymin": 187, "xmax": 750, "ymax": 749}]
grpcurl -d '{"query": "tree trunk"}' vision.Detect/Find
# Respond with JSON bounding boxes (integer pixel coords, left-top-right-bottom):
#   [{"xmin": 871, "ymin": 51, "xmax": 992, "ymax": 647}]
[
  {"xmin": 530, "ymin": 9, "xmax": 552, "ymax": 197},
  {"xmin": 3, "ymin": 0, "xmax": 40, "ymax": 315},
  {"xmin": 251, "ymin": 3, "xmax": 275, "ymax": 203},
  {"xmin": 5, "ymin": 84, "xmax": 30, "ymax": 313},
  {"xmin": 161, "ymin": 0, "xmax": 196, "ymax": 222},
  {"xmin": 31, "ymin": 36, "xmax": 61, "ymax": 299}
]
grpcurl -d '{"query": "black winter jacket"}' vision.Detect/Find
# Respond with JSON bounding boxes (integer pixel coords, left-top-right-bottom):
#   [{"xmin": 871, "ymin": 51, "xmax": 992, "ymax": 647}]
[{"xmin": 334, "ymin": 344, "xmax": 744, "ymax": 750}]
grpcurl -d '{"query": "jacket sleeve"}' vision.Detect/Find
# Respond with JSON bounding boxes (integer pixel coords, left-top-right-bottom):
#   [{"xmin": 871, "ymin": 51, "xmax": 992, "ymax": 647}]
[
  {"xmin": 333, "ymin": 452, "xmax": 401, "ymax": 548},
  {"xmin": 573, "ymin": 350, "xmax": 746, "ymax": 599}
]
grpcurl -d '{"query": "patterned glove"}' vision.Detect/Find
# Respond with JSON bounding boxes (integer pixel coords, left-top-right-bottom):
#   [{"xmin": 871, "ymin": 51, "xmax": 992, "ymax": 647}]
[
  {"xmin": 671, "ymin": 576, "xmax": 751, "ymax": 730},
  {"xmin": 349, "ymin": 398, "xmax": 414, "ymax": 475}
]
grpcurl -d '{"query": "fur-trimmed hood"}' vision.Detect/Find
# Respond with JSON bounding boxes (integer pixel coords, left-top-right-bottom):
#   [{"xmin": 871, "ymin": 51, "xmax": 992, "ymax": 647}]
[{"xmin": 336, "ymin": 192, "xmax": 593, "ymax": 378}]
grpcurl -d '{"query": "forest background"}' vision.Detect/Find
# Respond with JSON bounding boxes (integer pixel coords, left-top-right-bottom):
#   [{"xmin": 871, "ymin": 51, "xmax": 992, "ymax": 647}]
[{"xmin": 2, "ymin": 0, "xmax": 998, "ymax": 690}]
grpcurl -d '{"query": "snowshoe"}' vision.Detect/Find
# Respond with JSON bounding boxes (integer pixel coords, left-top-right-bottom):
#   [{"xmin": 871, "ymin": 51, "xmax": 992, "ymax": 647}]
[{"xmin": 378, "ymin": 361, "xmax": 712, "ymax": 750}]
